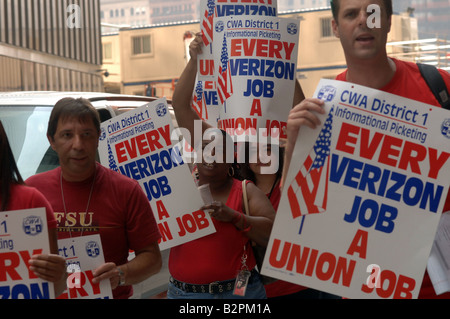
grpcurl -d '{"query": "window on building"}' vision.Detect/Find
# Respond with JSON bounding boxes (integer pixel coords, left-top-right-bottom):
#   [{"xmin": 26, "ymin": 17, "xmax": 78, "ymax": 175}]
[
  {"xmin": 132, "ymin": 35, "xmax": 151, "ymax": 55},
  {"xmin": 102, "ymin": 42, "xmax": 113, "ymax": 60},
  {"xmin": 320, "ymin": 17, "xmax": 333, "ymax": 38}
]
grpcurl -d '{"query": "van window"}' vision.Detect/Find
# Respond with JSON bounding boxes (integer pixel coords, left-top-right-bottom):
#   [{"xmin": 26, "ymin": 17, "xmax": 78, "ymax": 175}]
[{"xmin": 0, "ymin": 105, "xmax": 55, "ymax": 180}]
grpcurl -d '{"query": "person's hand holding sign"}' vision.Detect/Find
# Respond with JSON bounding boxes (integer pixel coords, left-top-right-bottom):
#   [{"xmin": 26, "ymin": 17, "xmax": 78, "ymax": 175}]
[
  {"xmin": 28, "ymin": 253, "xmax": 67, "ymax": 295},
  {"xmin": 281, "ymin": 98, "xmax": 326, "ymax": 188}
]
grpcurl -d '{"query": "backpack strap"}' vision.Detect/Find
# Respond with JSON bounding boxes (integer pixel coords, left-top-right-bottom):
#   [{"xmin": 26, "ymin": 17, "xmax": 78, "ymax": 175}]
[{"xmin": 417, "ymin": 63, "xmax": 450, "ymax": 110}]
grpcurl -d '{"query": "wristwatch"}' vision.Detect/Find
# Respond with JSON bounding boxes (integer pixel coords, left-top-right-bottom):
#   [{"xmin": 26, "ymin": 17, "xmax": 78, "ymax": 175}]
[{"xmin": 117, "ymin": 267, "xmax": 125, "ymax": 286}]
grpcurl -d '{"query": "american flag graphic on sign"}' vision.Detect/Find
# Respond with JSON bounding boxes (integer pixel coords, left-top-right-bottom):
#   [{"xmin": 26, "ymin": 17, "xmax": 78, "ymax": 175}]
[
  {"xmin": 217, "ymin": 34, "xmax": 233, "ymax": 105},
  {"xmin": 202, "ymin": 0, "xmax": 216, "ymax": 47},
  {"xmin": 287, "ymin": 107, "xmax": 334, "ymax": 218},
  {"xmin": 192, "ymin": 81, "xmax": 208, "ymax": 120}
]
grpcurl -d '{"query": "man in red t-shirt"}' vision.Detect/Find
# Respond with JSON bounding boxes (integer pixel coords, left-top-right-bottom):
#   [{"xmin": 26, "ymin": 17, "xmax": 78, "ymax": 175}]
[
  {"xmin": 26, "ymin": 97, "xmax": 162, "ymax": 299},
  {"xmin": 282, "ymin": 0, "xmax": 450, "ymax": 299}
]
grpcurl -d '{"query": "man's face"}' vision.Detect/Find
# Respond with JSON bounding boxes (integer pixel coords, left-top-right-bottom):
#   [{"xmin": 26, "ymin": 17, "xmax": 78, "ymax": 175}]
[
  {"xmin": 332, "ymin": 0, "xmax": 391, "ymax": 62},
  {"xmin": 49, "ymin": 116, "xmax": 99, "ymax": 181}
]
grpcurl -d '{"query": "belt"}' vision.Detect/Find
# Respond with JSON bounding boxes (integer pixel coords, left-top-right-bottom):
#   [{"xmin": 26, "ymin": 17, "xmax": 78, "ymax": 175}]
[{"xmin": 170, "ymin": 269, "xmax": 258, "ymax": 294}]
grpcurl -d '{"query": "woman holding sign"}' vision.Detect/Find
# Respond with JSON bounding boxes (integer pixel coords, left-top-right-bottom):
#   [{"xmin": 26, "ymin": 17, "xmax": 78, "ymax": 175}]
[
  {"xmin": 168, "ymin": 33, "xmax": 276, "ymax": 299},
  {"xmin": 0, "ymin": 121, "xmax": 66, "ymax": 298}
]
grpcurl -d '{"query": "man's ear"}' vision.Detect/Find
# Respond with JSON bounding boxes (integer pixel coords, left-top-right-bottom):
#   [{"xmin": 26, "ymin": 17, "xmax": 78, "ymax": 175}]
[
  {"xmin": 47, "ymin": 134, "xmax": 57, "ymax": 151},
  {"xmin": 332, "ymin": 19, "xmax": 340, "ymax": 38}
]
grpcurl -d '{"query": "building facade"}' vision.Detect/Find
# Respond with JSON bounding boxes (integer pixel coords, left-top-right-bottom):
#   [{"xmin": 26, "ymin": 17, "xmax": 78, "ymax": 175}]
[
  {"xmin": 0, "ymin": 0, "xmax": 103, "ymax": 92},
  {"xmin": 279, "ymin": 0, "xmax": 449, "ymax": 39},
  {"xmin": 100, "ymin": 0, "xmax": 199, "ymax": 31},
  {"xmin": 406, "ymin": 0, "xmax": 450, "ymax": 38},
  {"xmin": 101, "ymin": 21, "xmax": 194, "ymax": 96},
  {"xmin": 101, "ymin": 8, "xmax": 426, "ymax": 98}
]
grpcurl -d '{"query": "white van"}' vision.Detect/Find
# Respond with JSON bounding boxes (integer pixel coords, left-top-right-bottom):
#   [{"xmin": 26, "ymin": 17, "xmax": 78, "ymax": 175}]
[{"xmin": 0, "ymin": 91, "xmax": 173, "ymax": 299}]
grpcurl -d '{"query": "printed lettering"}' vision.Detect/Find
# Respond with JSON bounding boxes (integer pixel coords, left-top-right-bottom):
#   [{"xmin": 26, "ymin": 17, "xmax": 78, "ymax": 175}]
[
  {"xmin": 115, "ymin": 124, "xmax": 172, "ymax": 163},
  {"xmin": 335, "ymin": 122, "xmax": 450, "ymax": 179},
  {"xmin": 361, "ymin": 269, "xmax": 415, "ymax": 299},
  {"xmin": 269, "ymin": 239, "xmax": 356, "ymax": 287},
  {"xmin": 176, "ymin": 211, "xmax": 210, "ymax": 237}
]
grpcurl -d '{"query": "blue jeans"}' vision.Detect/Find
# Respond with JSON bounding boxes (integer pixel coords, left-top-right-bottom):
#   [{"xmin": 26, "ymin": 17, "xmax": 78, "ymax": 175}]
[{"xmin": 167, "ymin": 271, "xmax": 267, "ymax": 299}]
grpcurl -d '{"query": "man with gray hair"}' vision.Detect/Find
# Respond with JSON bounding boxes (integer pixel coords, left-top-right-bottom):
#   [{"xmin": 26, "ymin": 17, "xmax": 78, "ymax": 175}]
[{"xmin": 27, "ymin": 97, "xmax": 162, "ymax": 299}]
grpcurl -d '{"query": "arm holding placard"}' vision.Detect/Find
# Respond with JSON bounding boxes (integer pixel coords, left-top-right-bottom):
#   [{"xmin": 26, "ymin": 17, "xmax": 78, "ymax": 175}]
[
  {"xmin": 91, "ymin": 178, "xmax": 162, "ymax": 291},
  {"xmin": 281, "ymin": 98, "xmax": 326, "ymax": 189},
  {"xmin": 28, "ymin": 227, "xmax": 67, "ymax": 297},
  {"xmin": 92, "ymin": 242, "xmax": 161, "ymax": 289},
  {"xmin": 174, "ymin": 33, "xmax": 275, "ymax": 247},
  {"xmin": 172, "ymin": 33, "xmax": 211, "ymax": 149}
]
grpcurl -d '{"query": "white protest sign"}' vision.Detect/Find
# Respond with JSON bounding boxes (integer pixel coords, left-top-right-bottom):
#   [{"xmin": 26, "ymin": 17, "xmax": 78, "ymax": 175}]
[
  {"xmin": 57, "ymin": 234, "xmax": 113, "ymax": 299},
  {"xmin": 98, "ymin": 99, "xmax": 216, "ymax": 250},
  {"xmin": 262, "ymin": 79, "xmax": 450, "ymax": 299},
  {"xmin": 191, "ymin": 77, "xmax": 221, "ymax": 128},
  {"xmin": 198, "ymin": 0, "xmax": 278, "ymax": 82},
  {"xmin": 0, "ymin": 208, "xmax": 54, "ymax": 299},
  {"xmin": 212, "ymin": 15, "xmax": 299, "ymax": 138},
  {"xmin": 196, "ymin": 0, "xmax": 278, "ymax": 126}
]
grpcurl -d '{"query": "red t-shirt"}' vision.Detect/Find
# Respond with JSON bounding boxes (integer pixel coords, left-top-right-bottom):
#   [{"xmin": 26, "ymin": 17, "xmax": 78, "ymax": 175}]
[
  {"xmin": 5, "ymin": 183, "xmax": 57, "ymax": 229},
  {"xmin": 26, "ymin": 163, "xmax": 161, "ymax": 299},
  {"xmin": 169, "ymin": 178, "xmax": 257, "ymax": 284},
  {"xmin": 337, "ymin": 58, "xmax": 450, "ymax": 299}
]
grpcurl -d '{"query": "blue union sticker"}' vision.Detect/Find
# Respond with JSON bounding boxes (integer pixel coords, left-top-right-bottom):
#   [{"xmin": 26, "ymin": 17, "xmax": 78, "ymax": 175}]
[
  {"xmin": 287, "ymin": 23, "xmax": 298, "ymax": 35},
  {"xmin": 23, "ymin": 215, "xmax": 44, "ymax": 236},
  {"xmin": 155, "ymin": 103, "xmax": 167, "ymax": 117},
  {"xmin": 86, "ymin": 241, "xmax": 100, "ymax": 258},
  {"xmin": 441, "ymin": 118, "xmax": 450, "ymax": 139},
  {"xmin": 317, "ymin": 85, "xmax": 337, "ymax": 102},
  {"xmin": 215, "ymin": 20, "xmax": 224, "ymax": 33}
]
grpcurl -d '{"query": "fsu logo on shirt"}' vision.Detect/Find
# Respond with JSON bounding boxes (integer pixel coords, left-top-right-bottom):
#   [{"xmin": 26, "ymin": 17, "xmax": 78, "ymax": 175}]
[{"xmin": 54, "ymin": 211, "xmax": 99, "ymax": 233}]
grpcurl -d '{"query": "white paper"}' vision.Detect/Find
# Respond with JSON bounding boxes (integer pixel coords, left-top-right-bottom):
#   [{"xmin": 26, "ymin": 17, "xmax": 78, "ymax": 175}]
[
  {"xmin": 0, "ymin": 208, "xmax": 54, "ymax": 299},
  {"xmin": 427, "ymin": 211, "xmax": 450, "ymax": 295},
  {"xmin": 57, "ymin": 234, "xmax": 113, "ymax": 299},
  {"xmin": 198, "ymin": 184, "xmax": 214, "ymax": 205}
]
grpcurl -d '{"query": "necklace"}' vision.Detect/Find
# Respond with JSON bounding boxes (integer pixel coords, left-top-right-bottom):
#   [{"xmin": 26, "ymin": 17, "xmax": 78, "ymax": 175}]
[{"xmin": 60, "ymin": 165, "xmax": 97, "ymax": 238}]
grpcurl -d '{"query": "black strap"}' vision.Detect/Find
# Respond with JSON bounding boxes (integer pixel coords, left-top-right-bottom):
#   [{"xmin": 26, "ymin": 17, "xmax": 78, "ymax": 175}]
[{"xmin": 417, "ymin": 63, "xmax": 450, "ymax": 110}]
